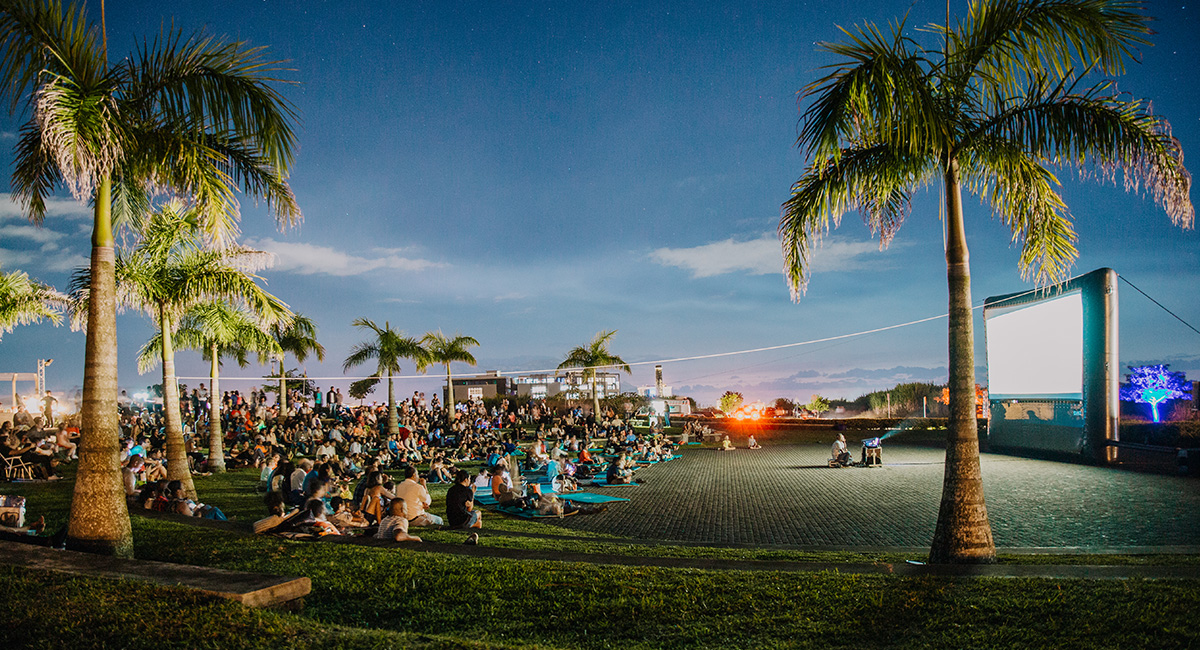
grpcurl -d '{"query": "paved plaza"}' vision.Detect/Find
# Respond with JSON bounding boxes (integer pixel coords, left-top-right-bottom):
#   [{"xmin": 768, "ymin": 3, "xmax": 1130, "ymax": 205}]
[{"xmin": 549, "ymin": 444, "xmax": 1200, "ymax": 549}]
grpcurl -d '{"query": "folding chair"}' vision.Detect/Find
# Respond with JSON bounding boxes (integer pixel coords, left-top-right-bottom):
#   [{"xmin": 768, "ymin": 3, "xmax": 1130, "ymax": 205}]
[{"xmin": 2, "ymin": 455, "xmax": 35, "ymax": 481}]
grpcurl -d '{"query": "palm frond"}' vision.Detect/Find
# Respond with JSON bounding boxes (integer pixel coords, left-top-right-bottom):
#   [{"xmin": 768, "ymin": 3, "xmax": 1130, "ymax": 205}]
[
  {"xmin": 803, "ymin": 18, "xmax": 943, "ymax": 162},
  {"xmin": 0, "ymin": 266, "xmax": 65, "ymax": 337},
  {"xmin": 781, "ymin": 142, "xmax": 936, "ymax": 298}
]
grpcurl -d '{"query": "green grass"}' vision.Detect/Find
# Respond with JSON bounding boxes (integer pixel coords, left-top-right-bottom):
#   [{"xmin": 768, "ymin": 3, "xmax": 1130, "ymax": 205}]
[{"xmin": 3, "ymin": 466, "xmax": 1200, "ymax": 648}]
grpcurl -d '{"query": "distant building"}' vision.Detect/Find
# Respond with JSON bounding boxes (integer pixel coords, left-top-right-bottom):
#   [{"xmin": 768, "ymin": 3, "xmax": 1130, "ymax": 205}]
[
  {"xmin": 513, "ymin": 370, "xmax": 622, "ymax": 400},
  {"xmin": 636, "ymin": 384, "xmax": 673, "ymax": 398},
  {"xmin": 447, "ymin": 371, "xmax": 515, "ymax": 402}
]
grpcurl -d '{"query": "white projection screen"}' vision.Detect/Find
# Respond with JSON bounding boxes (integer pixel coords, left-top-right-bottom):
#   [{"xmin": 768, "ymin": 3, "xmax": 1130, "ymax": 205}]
[
  {"xmin": 985, "ymin": 292, "xmax": 1083, "ymax": 400},
  {"xmin": 983, "ymin": 268, "xmax": 1119, "ymax": 463}
]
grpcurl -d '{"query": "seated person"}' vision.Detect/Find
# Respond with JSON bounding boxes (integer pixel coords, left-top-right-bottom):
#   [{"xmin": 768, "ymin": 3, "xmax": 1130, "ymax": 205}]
[
  {"xmin": 54, "ymin": 423, "xmax": 78, "ymax": 460},
  {"xmin": 445, "ymin": 469, "xmax": 482, "ymax": 529},
  {"xmin": 122, "ymin": 455, "xmax": 145, "ymax": 496},
  {"xmin": 305, "ymin": 499, "xmax": 341, "ymax": 536},
  {"xmin": 490, "ymin": 466, "xmax": 521, "ymax": 506},
  {"xmin": 720, "ymin": 435, "xmax": 734, "ymax": 452},
  {"xmin": 166, "ymin": 480, "xmax": 227, "ymax": 520},
  {"xmin": 605, "ymin": 458, "xmax": 633, "ymax": 485},
  {"xmin": 748, "ymin": 434, "xmax": 761, "ymax": 450},
  {"xmin": 375, "ymin": 498, "xmax": 422, "ymax": 542},
  {"xmin": 394, "ymin": 465, "xmax": 443, "ymax": 527},
  {"xmin": 2, "ymin": 431, "xmax": 58, "ymax": 480},
  {"xmin": 328, "ymin": 496, "xmax": 368, "ymax": 530},
  {"xmin": 831, "ymin": 433, "xmax": 852, "ymax": 466}
]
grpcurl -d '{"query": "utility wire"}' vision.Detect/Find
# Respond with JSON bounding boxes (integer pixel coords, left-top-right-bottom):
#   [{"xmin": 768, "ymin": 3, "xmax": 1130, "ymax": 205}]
[{"xmin": 1119, "ymin": 274, "xmax": 1200, "ymax": 338}]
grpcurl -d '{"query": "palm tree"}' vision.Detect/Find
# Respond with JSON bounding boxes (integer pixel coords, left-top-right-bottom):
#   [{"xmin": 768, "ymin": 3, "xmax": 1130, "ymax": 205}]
[
  {"xmin": 0, "ymin": 267, "xmax": 64, "ymax": 339},
  {"xmin": 268, "ymin": 314, "xmax": 324, "ymax": 416},
  {"xmin": 557, "ymin": 330, "xmax": 631, "ymax": 418},
  {"xmin": 343, "ymin": 319, "xmax": 425, "ymax": 438},
  {"xmin": 78, "ymin": 201, "xmax": 288, "ymax": 497},
  {"xmin": 780, "ymin": 0, "xmax": 1192, "ymax": 564},
  {"xmin": 140, "ymin": 301, "xmax": 281, "ymax": 472},
  {"xmin": 0, "ymin": 0, "xmax": 300, "ymax": 557},
  {"xmin": 419, "ymin": 331, "xmax": 480, "ymax": 428}
]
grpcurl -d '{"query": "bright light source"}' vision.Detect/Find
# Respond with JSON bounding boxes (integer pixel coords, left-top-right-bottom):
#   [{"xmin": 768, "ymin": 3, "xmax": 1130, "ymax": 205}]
[
  {"xmin": 133, "ymin": 392, "xmax": 150, "ymax": 401},
  {"xmin": 651, "ymin": 400, "xmax": 666, "ymax": 416}
]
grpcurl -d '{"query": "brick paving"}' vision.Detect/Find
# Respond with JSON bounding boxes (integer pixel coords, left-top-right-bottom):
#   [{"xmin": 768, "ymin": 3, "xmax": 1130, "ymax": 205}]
[{"xmin": 547, "ymin": 445, "xmax": 1200, "ymax": 549}]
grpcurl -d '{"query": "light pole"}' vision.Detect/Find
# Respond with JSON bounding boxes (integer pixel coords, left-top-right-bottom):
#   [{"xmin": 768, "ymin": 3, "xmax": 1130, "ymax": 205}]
[{"xmin": 36, "ymin": 358, "xmax": 53, "ymax": 395}]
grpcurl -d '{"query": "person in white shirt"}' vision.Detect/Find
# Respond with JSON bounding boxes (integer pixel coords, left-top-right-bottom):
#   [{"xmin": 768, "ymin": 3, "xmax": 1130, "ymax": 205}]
[
  {"xmin": 393, "ymin": 466, "xmax": 443, "ymax": 526},
  {"xmin": 831, "ymin": 433, "xmax": 851, "ymax": 466}
]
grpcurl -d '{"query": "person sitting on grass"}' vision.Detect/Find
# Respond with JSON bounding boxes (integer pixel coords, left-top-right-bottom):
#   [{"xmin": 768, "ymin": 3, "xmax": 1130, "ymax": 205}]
[
  {"xmin": 446, "ymin": 469, "xmax": 482, "ymax": 530},
  {"xmin": 122, "ymin": 455, "xmax": 145, "ymax": 497},
  {"xmin": 54, "ymin": 423, "xmax": 78, "ymax": 460},
  {"xmin": 748, "ymin": 434, "xmax": 761, "ymax": 450},
  {"xmin": 166, "ymin": 480, "xmax": 227, "ymax": 520},
  {"xmin": 395, "ymin": 465, "xmax": 443, "ymax": 527},
  {"xmin": 720, "ymin": 435, "xmax": 734, "ymax": 452},
  {"xmin": 427, "ymin": 452, "xmax": 452, "ymax": 483},
  {"xmin": 305, "ymin": 498, "xmax": 340, "ymax": 536},
  {"xmin": 328, "ymin": 496, "xmax": 368, "ymax": 530},
  {"xmin": 490, "ymin": 466, "xmax": 524, "ymax": 507},
  {"xmin": 375, "ymin": 498, "xmax": 422, "ymax": 543}
]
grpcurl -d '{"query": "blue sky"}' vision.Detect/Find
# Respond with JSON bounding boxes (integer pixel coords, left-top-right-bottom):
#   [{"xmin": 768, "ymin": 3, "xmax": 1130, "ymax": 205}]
[{"xmin": 1, "ymin": 1, "xmax": 1197, "ymax": 406}]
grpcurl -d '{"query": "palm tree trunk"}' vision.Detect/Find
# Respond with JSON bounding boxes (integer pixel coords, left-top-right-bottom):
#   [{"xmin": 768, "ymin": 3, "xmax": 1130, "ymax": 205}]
[
  {"xmin": 159, "ymin": 304, "xmax": 195, "ymax": 498},
  {"xmin": 67, "ymin": 176, "xmax": 133, "ymax": 557},
  {"xmin": 207, "ymin": 345, "xmax": 226, "ymax": 472},
  {"xmin": 929, "ymin": 159, "xmax": 996, "ymax": 564},
  {"xmin": 279, "ymin": 360, "xmax": 287, "ymax": 416},
  {"xmin": 590, "ymin": 371, "xmax": 600, "ymax": 421},
  {"xmin": 387, "ymin": 374, "xmax": 399, "ymax": 437},
  {"xmin": 445, "ymin": 364, "xmax": 454, "ymax": 430}
]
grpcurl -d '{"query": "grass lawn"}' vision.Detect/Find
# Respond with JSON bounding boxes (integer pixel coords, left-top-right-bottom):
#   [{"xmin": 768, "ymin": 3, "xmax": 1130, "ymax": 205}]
[{"xmin": 1, "ymin": 466, "xmax": 1198, "ymax": 648}]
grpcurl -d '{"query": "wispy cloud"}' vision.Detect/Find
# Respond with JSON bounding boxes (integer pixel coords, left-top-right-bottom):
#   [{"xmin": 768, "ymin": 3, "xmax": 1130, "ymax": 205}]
[
  {"xmin": 0, "ymin": 223, "xmax": 66, "ymax": 246},
  {"xmin": 0, "ymin": 249, "xmax": 36, "ymax": 267},
  {"xmin": 248, "ymin": 238, "xmax": 448, "ymax": 277},
  {"xmin": 0, "ymin": 193, "xmax": 93, "ymax": 222},
  {"xmin": 650, "ymin": 234, "xmax": 892, "ymax": 279}
]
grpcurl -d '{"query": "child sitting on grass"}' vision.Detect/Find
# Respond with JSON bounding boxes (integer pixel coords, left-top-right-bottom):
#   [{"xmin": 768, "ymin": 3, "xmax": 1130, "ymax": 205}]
[{"xmin": 375, "ymin": 498, "xmax": 422, "ymax": 543}]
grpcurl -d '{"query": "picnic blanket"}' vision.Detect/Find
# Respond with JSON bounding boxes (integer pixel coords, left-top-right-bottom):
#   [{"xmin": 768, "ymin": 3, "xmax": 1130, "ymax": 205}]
[
  {"xmin": 587, "ymin": 478, "xmax": 640, "ymax": 488},
  {"xmin": 494, "ymin": 505, "xmax": 580, "ymax": 519},
  {"xmin": 559, "ymin": 492, "xmax": 629, "ymax": 504}
]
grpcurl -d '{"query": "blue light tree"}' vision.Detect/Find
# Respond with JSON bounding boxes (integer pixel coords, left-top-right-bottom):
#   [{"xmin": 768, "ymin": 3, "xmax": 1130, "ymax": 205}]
[{"xmin": 1120, "ymin": 365, "xmax": 1192, "ymax": 423}]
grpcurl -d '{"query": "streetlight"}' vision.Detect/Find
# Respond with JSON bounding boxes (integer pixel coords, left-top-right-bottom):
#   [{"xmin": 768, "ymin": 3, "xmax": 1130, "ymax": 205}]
[{"xmin": 36, "ymin": 358, "xmax": 53, "ymax": 394}]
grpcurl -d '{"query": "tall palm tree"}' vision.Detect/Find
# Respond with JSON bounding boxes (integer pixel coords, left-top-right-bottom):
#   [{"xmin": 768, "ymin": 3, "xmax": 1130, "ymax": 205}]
[
  {"xmin": 419, "ymin": 330, "xmax": 480, "ymax": 428},
  {"xmin": 343, "ymin": 319, "xmax": 425, "ymax": 438},
  {"xmin": 780, "ymin": 0, "xmax": 1192, "ymax": 564},
  {"xmin": 557, "ymin": 330, "xmax": 631, "ymax": 418},
  {"xmin": 140, "ymin": 301, "xmax": 281, "ymax": 473},
  {"xmin": 76, "ymin": 201, "xmax": 288, "ymax": 497},
  {"xmin": 0, "ymin": 267, "xmax": 64, "ymax": 339},
  {"xmin": 0, "ymin": 0, "xmax": 300, "ymax": 557},
  {"xmin": 268, "ymin": 314, "xmax": 324, "ymax": 416}
]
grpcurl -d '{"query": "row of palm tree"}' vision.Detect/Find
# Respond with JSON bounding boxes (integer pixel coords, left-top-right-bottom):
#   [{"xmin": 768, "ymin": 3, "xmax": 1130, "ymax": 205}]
[{"xmin": 0, "ymin": 0, "xmax": 302, "ymax": 556}]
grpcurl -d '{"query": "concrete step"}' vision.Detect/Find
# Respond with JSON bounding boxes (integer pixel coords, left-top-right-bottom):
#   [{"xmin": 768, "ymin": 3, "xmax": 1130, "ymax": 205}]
[{"xmin": 0, "ymin": 539, "xmax": 310, "ymax": 608}]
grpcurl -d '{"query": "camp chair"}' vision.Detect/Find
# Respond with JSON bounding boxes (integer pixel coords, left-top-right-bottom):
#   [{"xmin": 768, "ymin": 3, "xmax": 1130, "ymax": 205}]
[{"xmin": 2, "ymin": 455, "xmax": 35, "ymax": 481}]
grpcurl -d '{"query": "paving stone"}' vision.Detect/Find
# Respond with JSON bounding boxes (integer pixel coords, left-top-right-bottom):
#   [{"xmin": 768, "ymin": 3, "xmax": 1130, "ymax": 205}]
[{"xmin": 548, "ymin": 444, "xmax": 1200, "ymax": 548}]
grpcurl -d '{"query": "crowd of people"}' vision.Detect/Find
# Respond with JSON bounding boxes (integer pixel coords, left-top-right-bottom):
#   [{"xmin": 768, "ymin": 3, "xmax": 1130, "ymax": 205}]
[{"xmin": 107, "ymin": 385, "xmax": 682, "ymax": 542}]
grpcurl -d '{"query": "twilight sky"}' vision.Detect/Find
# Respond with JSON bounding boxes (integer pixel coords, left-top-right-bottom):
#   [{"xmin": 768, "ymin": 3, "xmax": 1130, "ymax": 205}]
[{"xmin": 1, "ymin": 0, "xmax": 1197, "ymax": 407}]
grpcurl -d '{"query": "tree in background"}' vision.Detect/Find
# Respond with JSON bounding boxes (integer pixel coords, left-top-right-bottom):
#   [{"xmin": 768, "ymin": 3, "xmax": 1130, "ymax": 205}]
[
  {"xmin": 145, "ymin": 301, "xmax": 281, "ymax": 472},
  {"xmin": 343, "ymin": 319, "xmax": 424, "ymax": 437},
  {"xmin": 1121, "ymin": 365, "xmax": 1191, "ymax": 423},
  {"xmin": 0, "ymin": 267, "xmax": 64, "ymax": 339},
  {"xmin": 718, "ymin": 391, "xmax": 744, "ymax": 414},
  {"xmin": 807, "ymin": 395, "xmax": 831, "ymax": 417},
  {"xmin": 268, "ymin": 314, "xmax": 325, "ymax": 415},
  {"xmin": 419, "ymin": 331, "xmax": 479, "ymax": 429},
  {"xmin": 773, "ymin": 398, "xmax": 796, "ymax": 415},
  {"xmin": 557, "ymin": 330, "xmax": 631, "ymax": 417},
  {"xmin": 780, "ymin": 0, "xmax": 1191, "ymax": 564},
  {"xmin": 0, "ymin": 0, "xmax": 300, "ymax": 557}
]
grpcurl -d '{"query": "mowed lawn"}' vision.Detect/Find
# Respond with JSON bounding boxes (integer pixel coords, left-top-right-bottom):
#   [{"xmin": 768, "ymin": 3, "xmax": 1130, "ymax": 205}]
[{"xmin": 1, "ymin": 465, "xmax": 1198, "ymax": 649}]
